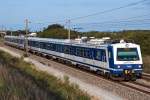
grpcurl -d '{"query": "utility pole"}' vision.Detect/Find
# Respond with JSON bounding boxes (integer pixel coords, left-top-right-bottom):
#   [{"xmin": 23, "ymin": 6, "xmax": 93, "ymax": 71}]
[
  {"xmin": 1, "ymin": 25, "xmax": 4, "ymax": 32},
  {"xmin": 24, "ymin": 19, "xmax": 29, "ymax": 57},
  {"xmin": 68, "ymin": 20, "xmax": 71, "ymax": 40},
  {"xmin": 10, "ymin": 28, "xmax": 13, "ymax": 36}
]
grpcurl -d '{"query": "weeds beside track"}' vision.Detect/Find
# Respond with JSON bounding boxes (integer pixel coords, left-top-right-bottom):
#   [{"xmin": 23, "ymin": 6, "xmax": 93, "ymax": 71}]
[{"xmin": 0, "ymin": 50, "xmax": 91, "ymax": 100}]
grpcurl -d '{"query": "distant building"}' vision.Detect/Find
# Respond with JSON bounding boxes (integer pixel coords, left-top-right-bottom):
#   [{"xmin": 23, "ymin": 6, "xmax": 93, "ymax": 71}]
[{"xmin": 28, "ymin": 33, "xmax": 37, "ymax": 37}]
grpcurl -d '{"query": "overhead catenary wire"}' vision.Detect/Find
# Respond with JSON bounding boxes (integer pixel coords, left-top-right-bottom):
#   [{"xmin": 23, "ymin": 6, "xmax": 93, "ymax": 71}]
[
  {"xmin": 75, "ymin": 19, "xmax": 150, "ymax": 28},
  {"xmin": 73, "ymin": 18, "xmax": 150, "ymax": 31},
  {"xmin": 70, "ymin": 0, "xmax": 148, "ymax": 21},
  {"xmin": 30, "ymin": 0, "xmax": 148, "ymax": 25},
  {"xmin": 6, "ymin": 0, "xmax": 150, "ymax": 31},
  {"xmin": 75, "ymin": 23, "xmax": 150, "ymax": 32},
  {"xmin": 73, "ymin": 13, "xmax": 150, "ymax": 26}
]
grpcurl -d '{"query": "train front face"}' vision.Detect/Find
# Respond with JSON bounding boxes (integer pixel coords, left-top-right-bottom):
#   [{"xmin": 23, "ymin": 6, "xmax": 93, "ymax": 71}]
[{"xmin": 110, "ymin": 43, "xmax": 143, "ymax": 80}]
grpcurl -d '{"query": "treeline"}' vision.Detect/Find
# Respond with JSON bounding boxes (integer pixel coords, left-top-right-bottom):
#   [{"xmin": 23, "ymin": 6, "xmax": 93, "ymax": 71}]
[
  {"xmin": 7, "ymin": 24, "xmax": 149, "ymax": 55},
  {"xmin": 37, "ymin": 24, "xmax": 150, "ymax": 56},
  {"xmin": 84, "ymin": 30, "xmax": 150, "ymax": 56},
  {"xmin": 38, "ymin": 24, "xmax": 78, "ymax": 39}
]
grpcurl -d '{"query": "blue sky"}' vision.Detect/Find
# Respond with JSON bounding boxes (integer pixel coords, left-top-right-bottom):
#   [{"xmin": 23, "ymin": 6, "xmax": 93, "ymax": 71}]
[{"xmin": 0, "ymin": 0, "xmax": 150, "ymax": 31}]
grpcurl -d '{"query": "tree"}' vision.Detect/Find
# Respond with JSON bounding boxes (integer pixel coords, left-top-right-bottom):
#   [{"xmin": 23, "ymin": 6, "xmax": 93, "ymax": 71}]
[{"xmin": 38, "ymin": 24, "xmax": 78, "ymax": 39}]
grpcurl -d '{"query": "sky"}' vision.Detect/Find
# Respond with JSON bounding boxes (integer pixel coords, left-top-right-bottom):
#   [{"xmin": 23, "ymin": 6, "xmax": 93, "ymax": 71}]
[{"xmin": 0, "ymin": 0, "xmax": 150, "ymax": 31}]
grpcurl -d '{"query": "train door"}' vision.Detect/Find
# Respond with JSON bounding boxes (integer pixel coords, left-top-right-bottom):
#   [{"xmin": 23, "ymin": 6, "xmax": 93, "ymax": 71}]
[
  {"xmin": 108, "ymin": 46, "xmax": 114, "ymax": 69},
  {"xmin": 94, "ymin": 49, "xmax": 107, "ymax": 68},
  {"xmin": 102, "ymin": 49, "xmax": 107, "ymax": 62}
]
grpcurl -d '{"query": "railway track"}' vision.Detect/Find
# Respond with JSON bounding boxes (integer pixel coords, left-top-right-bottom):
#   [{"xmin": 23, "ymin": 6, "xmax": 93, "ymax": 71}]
[
  {"xmin": 26, "ymin": 51, "xmax": 150, "ymax": 96},
  {"xmin": 36, "ymin": 56, "xmax": 150, "ymax": 95},
  {"xmin": 1, "ymin": 44, "xmax": 150, "ymax": 97},
  {"xmin": 29, "ymin": 54, "xmax": 150, "ymax": 96},
  {"xmin": 120, "ymin": 81, "xmax": 150, "ymax": 95},
  {"xmin": 28, "ymin": 51, "xmax": 150, "ymax": 96},
  {"xmin": 143, "ymin": 73, "xmax": 150, "ymax": 81}
]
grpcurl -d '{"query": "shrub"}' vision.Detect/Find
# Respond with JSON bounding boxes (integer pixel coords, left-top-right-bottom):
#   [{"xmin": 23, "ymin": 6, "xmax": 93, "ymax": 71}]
[{"xmin": 0, "ymin": 50, "xmax": 91, "ymax": 100}]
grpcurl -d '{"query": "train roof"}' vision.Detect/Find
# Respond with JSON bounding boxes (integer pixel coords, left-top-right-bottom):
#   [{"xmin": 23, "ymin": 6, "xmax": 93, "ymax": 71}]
[{"xmin": 5, "ymin": 35, "xmax": 139, "ymax": 49}]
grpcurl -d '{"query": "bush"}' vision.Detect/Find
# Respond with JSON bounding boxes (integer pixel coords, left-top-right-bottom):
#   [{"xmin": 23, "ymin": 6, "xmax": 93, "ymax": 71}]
[
  {"xmin": 0, "ymin": 50, "xmax": 91, "ymax": 100},
  {"xmin": 143, "ymin": 56, "xmax": 150, "ymax": 73}
]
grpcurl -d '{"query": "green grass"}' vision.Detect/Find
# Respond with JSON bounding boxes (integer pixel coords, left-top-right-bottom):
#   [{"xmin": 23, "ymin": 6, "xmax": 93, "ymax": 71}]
[{"xmin": 0, "ymin": 50, "xmax": 91, "ymax": 100}]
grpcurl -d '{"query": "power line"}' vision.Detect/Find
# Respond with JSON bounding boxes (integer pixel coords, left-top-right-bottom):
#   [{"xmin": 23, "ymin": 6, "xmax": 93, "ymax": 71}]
[
  {"xmin": 77, "ymin": 23, "xmax": 150, "ymax": 31},
  {"xmin": 76, "ymin": 22, "xmax": 150, "ymax": 29},
  {"xmin": 70, "ymin": 0, "xmax": 148, "ymax": 21},
  {"xmin": 75, "ymin": 22, "xmax": 150, "ymax": 28},
  {"xmin": 5, "ymin": 0, "xmax": 149, "ymax": 31},
  {"xmin": 73, "ymin": 14, "xmax": 150, "ymax": 27},
  {"xmin": 73, "ymin": 18, "xmax": 150, "ymax": 30},
  {"xmin": 31, "ymin": 14, "xmax": 150, "ymax": 31},
  {"xmin": 30, "ymin": 0, "xmax": 148, "ymax": 25}
]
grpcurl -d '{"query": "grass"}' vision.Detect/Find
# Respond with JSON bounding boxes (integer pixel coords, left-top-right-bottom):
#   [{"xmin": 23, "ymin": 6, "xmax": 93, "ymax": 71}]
[
  {"xmin": 143, "ymin": 56, "xmax": 150, "ymax": 74},
  {"xmin": 0, "ymin": 37, "xmax": 4, "ymax": 44},
  {"xmin": 0, "ymin": 64, "xmax": 59, "ymax": 100},
  {"xmin": 0, "ymin": 50, "xmax": 91, "ymax": 100}
]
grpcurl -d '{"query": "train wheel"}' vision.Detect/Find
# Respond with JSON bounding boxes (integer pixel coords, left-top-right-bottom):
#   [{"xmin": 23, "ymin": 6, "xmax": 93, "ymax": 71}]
[
  {"xmin": 136, "ymin": 73, "xmax": 142, "ymax": 79},
  {"xmin": 105, "ymin": 72, "xmax": 110, "ymax": 79},
  {"xmin": 96, "ymin": 70, "xmax": 101, "ymax": 75}
]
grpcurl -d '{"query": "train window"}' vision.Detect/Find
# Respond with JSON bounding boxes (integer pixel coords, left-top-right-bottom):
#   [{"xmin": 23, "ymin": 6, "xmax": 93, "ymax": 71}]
[
  {"xmin": 117, "ymin": 48, "xmax": 139, "ymax": 61},
  {"xmin": 40, "ymin": 42, "xmax": 46, "ymax": 49},
  {"xmin": 44, "ymin": 42, "xmax": 47, "ymax": 49},
  {"xmin": 80, "ymin": 48, "xmax": 84, "ymax": 57},
  {"xmin": 46, "ymin": 43, "xmax": 51, "ymax": 50},
  {"xmin": 52, "ymin": 43, "xmax": 56, "ymax": 51},
  {"xmin": 55, "ymin": 44, "xmax": 59, "ymax": 52},
  {"xmin": 64, "ymin": 46, "xmax": 70, "ymax": 54},
  {"xmin": 76, "ymin": 48, "xmax": 81, "ymax": 57},
  {"xmin": 28, "ymin": 41, "xmax": 31, "ymax": 46},
  {"xmin": 84, "ymin": 48, "xmax": 92, "ymax": 59},
  {"xmin": 59, "ymin": 45, "xmax": 63, "ymax": 53},
  {"xmin": 60, "ymin": 45, "xmax": 63, "ymax": 52},
  {"xmin": 30, "ymin": 41, "xmax": 33, "ymax": 46},
  {"xmin": 35, "ymin": 42, "xmax": 39, "ymax": 48},
  {"xmin": 76, "ymin": 48, "xmax": 79, "ymax": 56},
  {"xmin": 76, "ymin": 48, "xmax": 84, "ymax": 57},
  {"xmin": 40, "ymin": 42, "xmax": 43, "ymax": 49},
  {"xmin": 70, "ymin": 46, "xmax": 75, "ymax": 55},
  {"xmin": 49, "ymin": 43, "xmax": 52, "ymax": 50},
  {"xmin": 95, "ymin": 49, "xmax": 107, "ymax": 62},
  {"xmin": 95, "ymin": 50, "xmax": 101, "ymax": 60},
  {"xmin": 56, "ymin": 44, "xmax": 62, "ymax": 52},
  {"xmin": 33, "ymin": 41, "xmax": 37, "ymax": 47},
  {"xmin": 84, "ymin": 49, "xmax": 88, "ymax": 58},
  {"xmin": 21, "ymin": 40, "xmax": 24, "ymax": 44}
]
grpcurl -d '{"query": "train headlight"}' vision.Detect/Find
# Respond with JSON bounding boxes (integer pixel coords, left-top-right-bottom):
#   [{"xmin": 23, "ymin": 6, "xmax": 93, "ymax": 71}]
[
  {"xmin": 139, "ymin": 65, "xmax": 142, "ymax": 68},
  {"xmin": 117, "ymin": 66, "xmax": 120, "ymax": 68}
]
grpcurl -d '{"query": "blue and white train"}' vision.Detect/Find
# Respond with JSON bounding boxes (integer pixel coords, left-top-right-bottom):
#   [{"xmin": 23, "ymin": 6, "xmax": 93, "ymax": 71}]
[{"xmin": 4, "ymin": 36, "xmax": 143, "ymax": 80}]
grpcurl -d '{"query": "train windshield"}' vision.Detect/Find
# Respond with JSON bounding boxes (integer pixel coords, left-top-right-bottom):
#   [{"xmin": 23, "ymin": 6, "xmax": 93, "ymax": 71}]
[{"xmin": 117, "ymin": 48, "xmax": 139, "ymax": 61}]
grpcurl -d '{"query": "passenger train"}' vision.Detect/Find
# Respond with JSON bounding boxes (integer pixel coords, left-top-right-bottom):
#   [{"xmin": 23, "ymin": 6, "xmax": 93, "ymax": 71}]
[{"xmin": 4, "ymin": 36, "xmax": 143, "ymax": 81}]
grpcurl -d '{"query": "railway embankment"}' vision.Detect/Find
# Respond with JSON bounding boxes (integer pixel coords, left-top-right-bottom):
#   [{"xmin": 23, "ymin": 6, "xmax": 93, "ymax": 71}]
[
  {"xmin": 0, "ymin": 45, "xmax": 150, "ymax": 100},
  {"xmin": 0, "ymin": 50, "xmax": 91, "ymax": 100},
  {"xmin": 0, "ymin": 44, "xmax": 123, "ymax": 100}
]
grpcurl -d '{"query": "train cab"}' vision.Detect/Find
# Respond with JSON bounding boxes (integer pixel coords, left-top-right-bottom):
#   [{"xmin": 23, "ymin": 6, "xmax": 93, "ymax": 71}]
[{"xmin": 108, "ymin": 40, "xmax": 143, "ymax": 80}]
